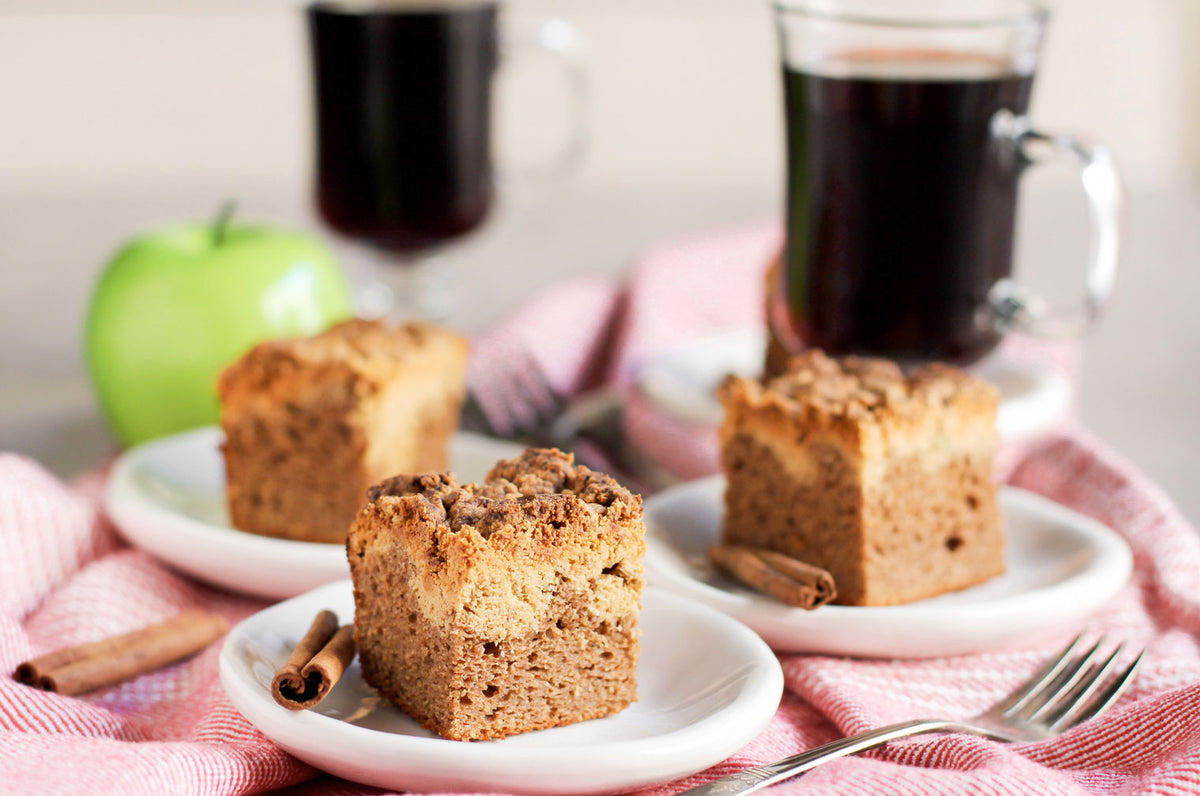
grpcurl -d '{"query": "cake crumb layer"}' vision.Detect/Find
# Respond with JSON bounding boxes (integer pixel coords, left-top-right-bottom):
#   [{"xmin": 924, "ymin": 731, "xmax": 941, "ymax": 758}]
[
  {"xmin": 218, "ymin": 318, "xmax": 468, "ymax": 543},
  {"xmin": 348, "ymin": 448, "xmax": 645, "ymax": 740},
  {"xmin": 720, "ymin": 350, "xmax": 1003, "ymax": 606}
]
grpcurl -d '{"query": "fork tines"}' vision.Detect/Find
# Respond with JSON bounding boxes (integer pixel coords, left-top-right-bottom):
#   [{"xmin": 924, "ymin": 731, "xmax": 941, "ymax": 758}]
[
  {"xmin": 464, "ymin": 345, "xmax": 563, "ymax": 443},
  {"xmin": 994, "ymin": 633, "xmax": 1143, "ymax": 736}
]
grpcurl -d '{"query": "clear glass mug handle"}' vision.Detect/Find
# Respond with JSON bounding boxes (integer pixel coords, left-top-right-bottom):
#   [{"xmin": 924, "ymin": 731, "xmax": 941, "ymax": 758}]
[
  {"xmin": 498, "ymin": 19, "xmax": 590, "ymax": 182},
  {"xmin": 984, "ymin": 110, "xmax": 1123, "ymax": 339}
]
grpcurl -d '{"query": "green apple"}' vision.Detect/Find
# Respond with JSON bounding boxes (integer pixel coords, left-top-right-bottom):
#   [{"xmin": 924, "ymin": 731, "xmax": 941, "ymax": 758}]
[{"xmin": 86, "ymin": 209, "xmax": 354, "ymax": 446}]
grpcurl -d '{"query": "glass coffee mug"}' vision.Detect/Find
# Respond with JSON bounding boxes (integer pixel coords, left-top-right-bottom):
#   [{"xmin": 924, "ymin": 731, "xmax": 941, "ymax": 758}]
[
  {"xmin": 771, "ymin": 0, "xmax": 1121, "ymax": 365},
  {"xmin": 308, "ymin": 1, "xmax": 588, "ymax": 319}
]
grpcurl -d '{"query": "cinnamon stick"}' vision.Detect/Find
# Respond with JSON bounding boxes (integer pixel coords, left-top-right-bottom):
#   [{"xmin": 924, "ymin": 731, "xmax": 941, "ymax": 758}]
[
  {"xmin": 14, "ymin": 610, "xmax": 229, "ymax": 696},
  {"xmin": 709, "ymin": 544, "xmax": 837, "ymax": 609},
  {"xmin": 271, "ymin": 610, "xmax": 356, "ymax": 710}
]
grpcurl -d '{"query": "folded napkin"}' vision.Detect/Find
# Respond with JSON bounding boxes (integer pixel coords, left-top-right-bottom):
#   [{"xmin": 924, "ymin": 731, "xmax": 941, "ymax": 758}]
[{"xmin": 3, "ymin": 222, "xmax": 1200, "ymax": 795}]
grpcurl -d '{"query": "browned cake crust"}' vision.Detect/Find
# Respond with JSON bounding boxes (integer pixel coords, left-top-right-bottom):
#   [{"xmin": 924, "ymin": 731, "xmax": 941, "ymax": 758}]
[
  {"xmin": 719, "ymin": 350, "xmax": 1003, "ymax": 606},
  {"xmin": 217, "ymin": 318, "xmax": 468, "ymax": 543},
  {"xmin": 347, "ymin": 448, "xmax": 645, "ymax": 741}
]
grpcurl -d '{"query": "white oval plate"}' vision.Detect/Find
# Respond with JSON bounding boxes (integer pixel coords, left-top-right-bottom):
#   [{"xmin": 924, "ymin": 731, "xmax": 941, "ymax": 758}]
[
  {"xmin": 637, "ymin": 327, "xmax": 1072, "ymax": 441},
  {"xmin": 104, "ymin": 426, "xmax": 523, "ymax": 600},
  {"xmin": 645, "ymin": 477, "xmax": 1133, "ymax": 659},
  {"xmin": 220, "ymin": 581, "xmax": 783, "ymax": 795}
]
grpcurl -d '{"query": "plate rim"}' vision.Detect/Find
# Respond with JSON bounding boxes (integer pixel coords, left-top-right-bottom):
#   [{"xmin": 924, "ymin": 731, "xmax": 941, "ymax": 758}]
[
  {"xmin": 635, "ymin": 325, "xmax": 1073, "ymax": 440},
  {"xmin": 644, "ymin": 475, "xmax": 1134, "ymax": 657},
  {"xmin": 637, "ymin": 327, "xmax": 766, "ymax": 427},
  {"xmin": 219, "ymin": 582, "xmax": 784, "ymax": 794},
  {"xmin": 106, "ymin": 426, "xmax": 344, "ymax": 558},
  {"xmin": 103, "ymin": 425, "xmax": 526, "ymax": 599}
]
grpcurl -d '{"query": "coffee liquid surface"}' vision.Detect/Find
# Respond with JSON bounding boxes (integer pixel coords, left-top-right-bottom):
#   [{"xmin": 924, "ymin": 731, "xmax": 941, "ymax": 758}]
[
  {"xmin": 784, "ymin": 51, "xmax": 1034, "ymax": 363},
  {"xmin": 310, "ymin": 3, "xmax": 498, "ymax": 254}
]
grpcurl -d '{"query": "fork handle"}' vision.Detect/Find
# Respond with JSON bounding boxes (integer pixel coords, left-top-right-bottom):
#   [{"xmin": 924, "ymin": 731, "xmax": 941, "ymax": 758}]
[{"xmin": 677, "ymin": 719, "xmax": 992, "ymax": 795}]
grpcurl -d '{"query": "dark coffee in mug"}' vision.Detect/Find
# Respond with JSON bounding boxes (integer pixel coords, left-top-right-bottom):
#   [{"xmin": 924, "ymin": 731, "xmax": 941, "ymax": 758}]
[
  {"xmin": 782, "ymin": 52, "xmax": 1034, "ymax": 364},
  {"xmin": 309, "ymin": 2, "xmax": 499, "ymax": 254}
]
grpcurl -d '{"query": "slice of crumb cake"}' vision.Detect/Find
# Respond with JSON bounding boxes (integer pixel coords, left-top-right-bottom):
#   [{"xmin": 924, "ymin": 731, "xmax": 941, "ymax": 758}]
[
  {"xmin": 346, "ymin": 448, "xmax": 645, "ymax": 741},
  {"xmin": 719, "ymin": 350, "xmax": 1003, "ymax": 606},
  {"xmin": 217, "ymin": 318, "xmax": 468, "ymax": 543}
]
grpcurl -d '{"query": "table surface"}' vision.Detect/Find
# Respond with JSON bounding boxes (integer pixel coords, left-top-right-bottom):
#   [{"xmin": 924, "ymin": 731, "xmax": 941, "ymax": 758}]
[{"xmin": 3, "ymin": 179, "xmax": 1197, "ymax": 527}]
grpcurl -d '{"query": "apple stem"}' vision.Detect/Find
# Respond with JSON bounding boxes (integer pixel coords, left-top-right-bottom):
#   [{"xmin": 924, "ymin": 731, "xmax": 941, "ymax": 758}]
[{"xmin": 213, "ymin": 200, "xmax": 237, "ymax": 246}]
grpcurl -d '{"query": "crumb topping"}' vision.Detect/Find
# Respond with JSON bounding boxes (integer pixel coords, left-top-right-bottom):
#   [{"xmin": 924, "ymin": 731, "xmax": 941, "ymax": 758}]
[
  {"xmin": 747, "ymin": 349, "xmax": 996, "ymax": 419},
  {"xmin": 217, "ymin": 318, "xmax": 459, "ymax": 397},
  {"xmin": 366, "ymin": 448, "xmax": 640, "ymax": 537},
  {"xmin": 292, "ymin": 318, "xmax": 431, "ymax": 364},
  {"xmin": 253, "ymin": 318, "xmax": 434, "ymax": 369}
]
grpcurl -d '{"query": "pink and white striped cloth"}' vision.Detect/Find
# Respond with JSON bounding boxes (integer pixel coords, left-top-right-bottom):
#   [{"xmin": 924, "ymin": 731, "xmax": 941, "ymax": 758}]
[{"xmin": 3, "ymin": 222, "xmax": 1200, "ymax": 794}]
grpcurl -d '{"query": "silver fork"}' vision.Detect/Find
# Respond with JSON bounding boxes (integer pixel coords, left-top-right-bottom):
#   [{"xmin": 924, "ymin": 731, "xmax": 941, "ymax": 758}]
[
  {"xmin": 681, "ymin": 634, "xmax": 1143, "ymax": 795},
  {"xmin": 462, "ymin": 347, "xmax": 567, "ymax": 446},
  {"xmin": 462, "ymin": 348, "xmax": 675, "ymax": 493}
]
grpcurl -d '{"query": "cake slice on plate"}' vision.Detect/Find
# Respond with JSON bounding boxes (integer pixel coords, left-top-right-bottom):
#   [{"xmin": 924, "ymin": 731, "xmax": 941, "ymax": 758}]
[
  {"xmin": 218, "ymin": 318, "xmax": 468, "ymax": 543},
  {"xmin": 719, "ymin": 350, "xmax": 1003, "ymax": 606},
  {"xmin": 347, "ymin": 448, "xmax": 645, "ymax": 740}
]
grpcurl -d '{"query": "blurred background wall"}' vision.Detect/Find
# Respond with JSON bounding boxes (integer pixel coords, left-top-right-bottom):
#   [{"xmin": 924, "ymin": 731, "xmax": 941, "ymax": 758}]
[
  {"xmin": 0, "ymin": 0, "xmax": 1195, "ymax": 194},
  {"xmin": 2, "ymin": 0, "xmax": 1198, "ymax": 520}
]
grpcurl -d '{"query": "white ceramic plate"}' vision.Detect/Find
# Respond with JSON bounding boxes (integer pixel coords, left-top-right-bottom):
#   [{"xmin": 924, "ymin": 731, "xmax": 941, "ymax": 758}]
[
  {"xmin": 219, "ymin": 581, "xmax": 783, "ymax": 795},
  {"xmin": 104, "ymin": 426, "xmax": 523, "ymax": 600},
  {"xmin": 636, "ymin": 327, "xmax": 1072, "ymax": 441},
  {"xmin": 645, "ymin": 477, "xmax": 1133, "ymax": 659}
]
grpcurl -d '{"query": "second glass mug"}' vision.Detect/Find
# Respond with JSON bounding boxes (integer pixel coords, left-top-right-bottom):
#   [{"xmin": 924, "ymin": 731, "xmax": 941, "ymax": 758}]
[
  {"xmin": 307, "ymin": 0, "xmax": 588, "ymax": 319},
  {"xmin": 770, "ymin": 0, "xmax": 1122, "ymax": 366}
]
